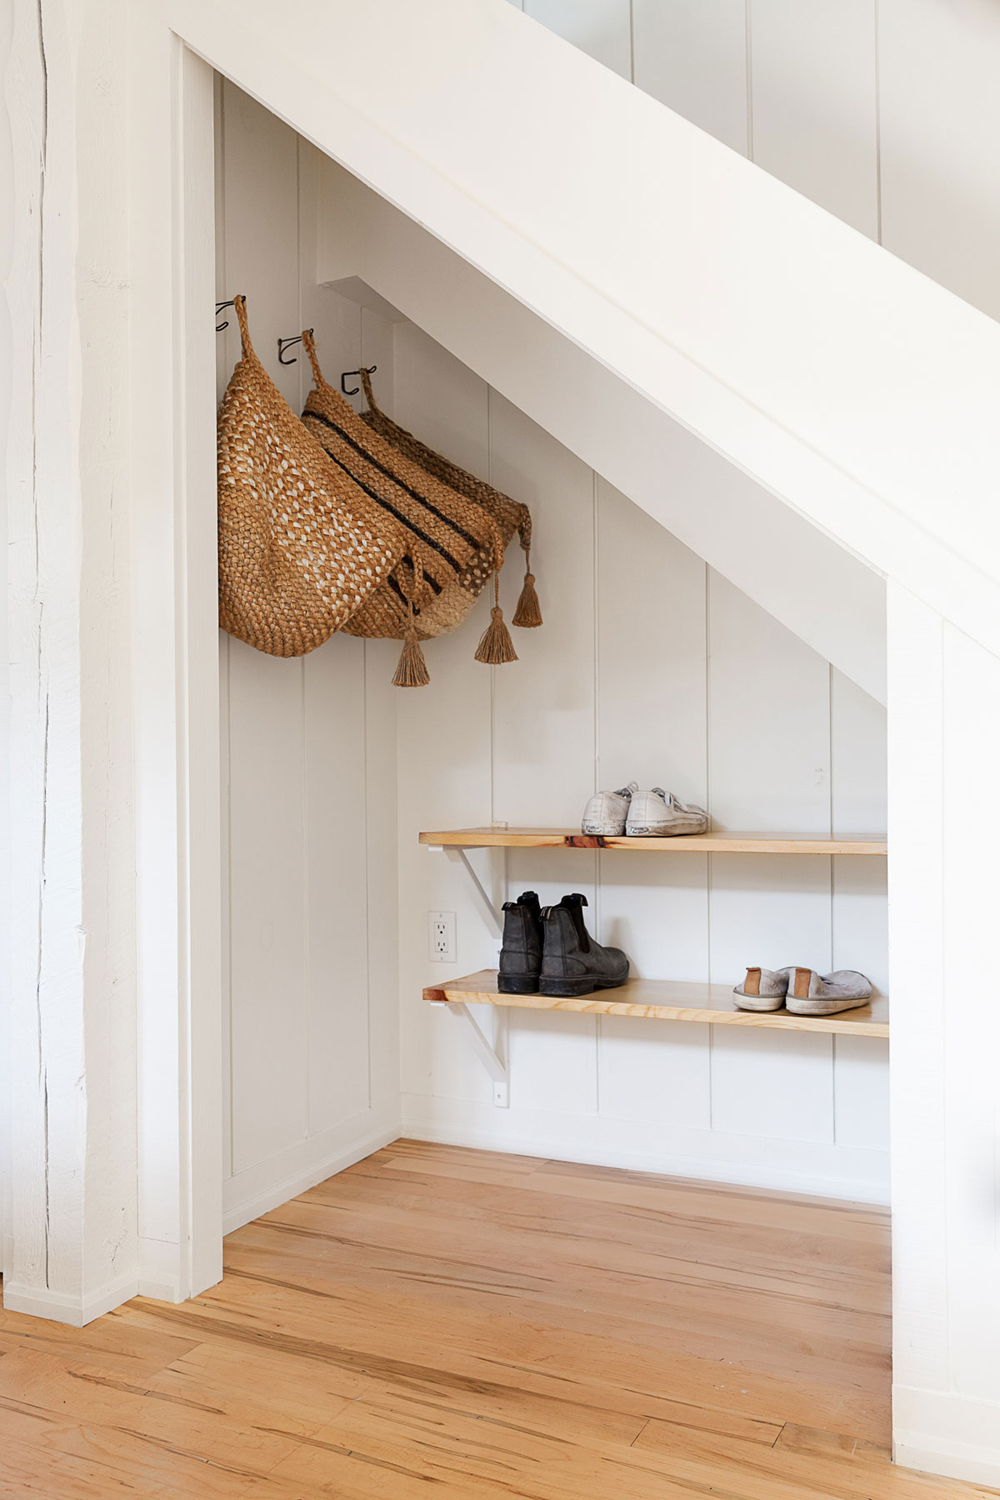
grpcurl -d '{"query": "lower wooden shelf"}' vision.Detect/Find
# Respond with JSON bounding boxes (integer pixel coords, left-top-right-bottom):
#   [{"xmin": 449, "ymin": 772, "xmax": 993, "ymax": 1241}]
[{"xmin": 424, "ymin": 970, "xmax": 889, "ymax": 1038}]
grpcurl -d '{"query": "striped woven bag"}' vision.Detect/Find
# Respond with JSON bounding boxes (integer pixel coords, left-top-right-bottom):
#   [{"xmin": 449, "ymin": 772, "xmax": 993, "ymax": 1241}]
[
  {"xmin": 358, "ymin": 367, "xmax": 542, "ymax": 634},
  {"xmin": 217, "ymin": 297, "xmax": 407, "ymax": 657},
  {"xmin": 299, "ymin": 333, "xmax": 519, "ymax": 684}
]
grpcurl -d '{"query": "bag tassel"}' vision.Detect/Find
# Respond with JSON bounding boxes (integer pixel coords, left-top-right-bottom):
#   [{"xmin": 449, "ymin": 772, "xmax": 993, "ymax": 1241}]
[
  {"xmin": 475, "ymin": 575, "xmax": 518, "ymax": 665},
  {"xmin": 393, "ymin": 599, "xmax": 431, "ymax": 687},
  {"xmin": 512, "ymin": 548, "xmax": 543, "ymax": 628}
]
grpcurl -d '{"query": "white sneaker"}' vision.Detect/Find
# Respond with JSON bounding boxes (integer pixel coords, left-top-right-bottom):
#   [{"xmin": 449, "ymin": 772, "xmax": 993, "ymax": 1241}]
[
  {"xmin": 625, "ymin": 788, "xmax": 709, "ymax": 837},
  {"xmin": 581, "ymin": 782, "xmax": 638, "ymax": 836}
]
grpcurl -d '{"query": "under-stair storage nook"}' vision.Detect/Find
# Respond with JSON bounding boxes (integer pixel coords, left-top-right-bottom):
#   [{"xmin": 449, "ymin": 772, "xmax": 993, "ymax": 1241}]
[{"xmin": 215, "ymin": 75, "xmax": 890, "ymax": 1230}]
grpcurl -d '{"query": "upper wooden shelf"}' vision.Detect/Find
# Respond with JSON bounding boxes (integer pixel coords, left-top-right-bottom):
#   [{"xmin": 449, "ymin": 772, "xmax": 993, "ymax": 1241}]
[
  {"xmin": 425, "ymin": 971, "xmax": 889, "ymax": 1039},
  {"xmin": 420, "ymin": 828, "xmax": 887, "ymax": 856}
]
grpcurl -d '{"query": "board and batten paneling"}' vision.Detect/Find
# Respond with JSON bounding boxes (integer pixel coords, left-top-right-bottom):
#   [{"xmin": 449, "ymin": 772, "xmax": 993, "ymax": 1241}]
[
  {"xmin": 877, "ymin": 0, "xmax": 1000, "ymax": 321},
  {"xmin": 397, "ymin": 325, "xmax": 888, "ymax": 1202},
  {"xmin": 216, "ymin": 82, "xmax": 399, "ymax": 1233},
  {"xmin": 523, "ymin": 0, "xmax": 632, "ymax": 79},
  {"xmin": 632, "ymin": 0, "xmax": 749, "ymax": 155},
  {"xmin": 749, "ymin": 0, "xmax": 878, "ymax": 238}
]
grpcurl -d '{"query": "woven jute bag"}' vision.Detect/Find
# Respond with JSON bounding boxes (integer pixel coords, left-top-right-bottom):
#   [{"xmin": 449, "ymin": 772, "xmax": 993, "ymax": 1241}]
[
  {"xmin": 358, "ymin": 366, "xmax": 543, "ymax": 635},
  {"xmin": 217, "ymin": 297, "xmax": 407, "ymax": 658},
  {"xmin": 298, "ymin": 333, "xmax": 519, "ymax": 685}
]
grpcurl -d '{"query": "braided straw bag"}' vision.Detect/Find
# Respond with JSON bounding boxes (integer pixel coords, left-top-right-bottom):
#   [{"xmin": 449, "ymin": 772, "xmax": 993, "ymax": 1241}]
[
  {"xmin": 217, "ymin": 297, "xmax": 407, "ymax": 657},
  {"xmin": 358, "ymin": 368, "xmax": 542, "ymax": 633},
  {"xmin": 299, "ymin": 333, "xmax": 519, "ymax": 684}
]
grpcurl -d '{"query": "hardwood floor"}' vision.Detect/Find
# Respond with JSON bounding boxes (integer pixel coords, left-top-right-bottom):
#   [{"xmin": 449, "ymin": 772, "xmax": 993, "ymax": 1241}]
[{"xmin": 0, "ymin": 1139, "xmax": 996, "ymax": 1498}]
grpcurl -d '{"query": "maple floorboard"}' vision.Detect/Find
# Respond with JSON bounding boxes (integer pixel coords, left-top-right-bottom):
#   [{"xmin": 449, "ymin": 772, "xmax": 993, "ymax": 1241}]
[{"xmin": 2, "ymin": 1139, "xmax": 997, "ymax": 1498}]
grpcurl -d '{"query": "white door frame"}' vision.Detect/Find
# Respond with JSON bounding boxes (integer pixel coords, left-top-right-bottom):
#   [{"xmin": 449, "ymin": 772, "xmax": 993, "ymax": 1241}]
[{"xmin": 4, "ymin": 5, "xmax": 222, "ymax": 1315}]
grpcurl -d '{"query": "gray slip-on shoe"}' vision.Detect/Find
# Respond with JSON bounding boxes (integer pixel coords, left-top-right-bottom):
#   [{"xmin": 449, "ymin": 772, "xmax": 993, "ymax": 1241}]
[
  {"xmin": 581, "ymin": 782, "xmax": 638, "ymax": 836},
  {"xmin": 625, "ymin": 788, "xmax": 709, "ymax": 837},
  {"xmin": 784, "ymin": 967, "xmax": 873, "ymax": 1015},
  {"xmin": 733, "ymin": 966, "xmax": 793, "ymax": 1012}
]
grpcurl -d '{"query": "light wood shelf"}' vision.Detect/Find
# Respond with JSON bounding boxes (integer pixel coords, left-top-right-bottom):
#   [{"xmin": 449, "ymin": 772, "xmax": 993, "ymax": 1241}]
[
  {"xmin": 424, "ymin": 970, "xmax": 889, "ymax": 1038},
  {"xmin": 420, "ymin": 828, "xmax": 887, "ymax": 855}
]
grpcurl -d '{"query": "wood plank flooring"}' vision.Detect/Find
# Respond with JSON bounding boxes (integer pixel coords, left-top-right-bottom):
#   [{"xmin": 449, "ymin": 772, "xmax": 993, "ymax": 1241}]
[{"xmin": 1, "ymin": 1139, "xmax": 996, "ymax": 1499}]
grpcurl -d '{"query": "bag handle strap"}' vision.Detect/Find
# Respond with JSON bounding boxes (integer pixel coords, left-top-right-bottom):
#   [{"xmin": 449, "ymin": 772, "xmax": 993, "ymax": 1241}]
[
  {"xmin": 301, "ymin": 328, "xmax": 326, "ymax": 389},
  {"xmin": 233, "ymin": 294, "xmax": 255, "ymax": 358},
  {"xmin": 359, "ymin": 367, "xmax": 380, "ymax": 414}
]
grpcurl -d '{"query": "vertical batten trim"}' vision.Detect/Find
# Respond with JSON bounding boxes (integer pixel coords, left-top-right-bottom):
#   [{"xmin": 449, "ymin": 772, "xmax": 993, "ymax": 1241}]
[
  {"xmin": 363, "ymin": 639, "xmax": 374, "ymax": 1112},
  {"xmin": 744, "ymin": 0, "xmax": 754, "ymax": 160},
  {"xmin": 360, "ymin": 309, "xmax": 375, "ymax": 1114},
  {"xmin": 873, "ymin": 0, "xmax": 883, "ymax": 245},
  {"xmin": 628, "ymin": 0, "xmax": 635, "ymax": 84},
  {"xmin": 592, "ymin": 469, "xmax": 602, "ymax": 1110},
  {"xmin": 487, "ymin": 383, "xmax": 496, "ymax": 828},
  {"xmin": 297, "ymin": 138, "xmax": 312, "ymax": 1135},
  {"xmin": 217, "ymin": 81, "xmax": 236, "ymax": 1182},
  {"xmin": 705, "ymin": 563, "xmax": 715, "ymax": 1129},
  {"xmin": 829, "ymin": 663, "xmax": 838, "ymax": 1143}
]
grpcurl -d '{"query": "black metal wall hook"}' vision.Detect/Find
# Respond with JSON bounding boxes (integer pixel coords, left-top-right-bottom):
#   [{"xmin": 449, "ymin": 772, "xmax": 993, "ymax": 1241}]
[
  {"xmin": 216, "ymin": 298, "xmax": 240, "ymax": 332},
  {"xmin": 340, "ymin": 364, "xmax": 377, "ymax": 396},
  {"xmin": 278, "ymin": 329, "xmax": 314, "ymax": 365}
]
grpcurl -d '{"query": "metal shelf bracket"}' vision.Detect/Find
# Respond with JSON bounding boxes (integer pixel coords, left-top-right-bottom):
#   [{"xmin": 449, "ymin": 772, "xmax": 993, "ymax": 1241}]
[
  {"xmin": 426, "ymin": 998, "xmax": 509, "ymax": 1107},
  {"xmin": 425, "ymin": 844, "xmax": 503, "ymax": 937}
]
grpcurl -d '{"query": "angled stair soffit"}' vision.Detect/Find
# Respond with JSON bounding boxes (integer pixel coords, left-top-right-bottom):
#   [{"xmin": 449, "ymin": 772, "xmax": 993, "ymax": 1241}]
[
  {"xmin": 168, "ymin": 0, "xmax": 1000, "ymax": 672},
  {"xmin": 319, "ymin": 170, "xmax": 886, "ymax": 704}
]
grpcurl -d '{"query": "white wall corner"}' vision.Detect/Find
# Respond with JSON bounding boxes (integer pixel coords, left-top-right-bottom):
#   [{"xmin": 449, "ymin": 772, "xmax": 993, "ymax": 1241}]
[{"xmin": 221, "ymin": 1116, "xmax": 402, "ymax": 1237}]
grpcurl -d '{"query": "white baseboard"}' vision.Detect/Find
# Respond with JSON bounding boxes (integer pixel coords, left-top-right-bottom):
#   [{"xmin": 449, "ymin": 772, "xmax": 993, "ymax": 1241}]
[
  {"xmin": 137, "ymin": 1276, "xmax": 183, "ymax": 1303},
  {"xmin": 222, "ymin": 1115, "xmax": 401, "ymax": 1235},
  {"xmin": 401, "ymin": 1095, "xmax": 890, "ymax": 1204},
  {"xmin": 2, "ymin": 1273, "xmax": 140, "ymax": 1327},
  {"xmin": 893, "ymin": 1385, "xmax": 1000, "ymax": 1489}
]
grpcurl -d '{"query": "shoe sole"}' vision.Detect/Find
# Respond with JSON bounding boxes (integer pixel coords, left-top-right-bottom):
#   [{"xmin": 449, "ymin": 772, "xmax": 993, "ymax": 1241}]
[
  {"xmin": 538, "ymin": 974, "xmax": 629, "ymax": 998},
  {"xmin": 497, "ymin": 974, "xmax": 541, "ymax": 995},
  {"xmin": 625, "ymin": 822, "xmax": 710, "ymax": 837},
  {"xmin": 732, "ymin": 994, "xmax": 786, "ymax": 1012},
  {"xmin": 785, "ymin": 995, "xmax": 872, "ymax": 1015},
  {"xmin": 581, "ymin": 822, "xmax": 626, "ymax": 836}
]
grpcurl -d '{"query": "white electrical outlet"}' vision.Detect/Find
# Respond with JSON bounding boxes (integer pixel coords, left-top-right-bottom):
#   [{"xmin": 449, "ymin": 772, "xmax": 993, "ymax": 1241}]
[{"xmin": 428, "ymin": 911, "xmax": 457, "ymax": 963}]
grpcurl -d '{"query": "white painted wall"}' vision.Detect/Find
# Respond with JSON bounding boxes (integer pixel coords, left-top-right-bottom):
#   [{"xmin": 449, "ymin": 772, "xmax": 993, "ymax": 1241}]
[
  {"xmin": 214, "ymin": 83, "xmax": 401, "ymax": 1233},
  {"xmin": 395, "ymin": 321, "xmax": 889, "ymax": 1202}
]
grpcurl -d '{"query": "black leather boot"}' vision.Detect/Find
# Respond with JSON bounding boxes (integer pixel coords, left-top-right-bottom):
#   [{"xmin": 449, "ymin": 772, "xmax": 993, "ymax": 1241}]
[
  {"xmin": 498, "ymin": 890, "xmax": 544, "ymax": 994},
  {"xmin": 539, "ymin": 893, "xmax": 629, "ymax": 997}
]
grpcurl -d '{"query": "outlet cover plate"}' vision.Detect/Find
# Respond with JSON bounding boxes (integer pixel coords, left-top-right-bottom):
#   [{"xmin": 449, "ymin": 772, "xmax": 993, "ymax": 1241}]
[{"xmin": 429, "ymin": 910, "xmax": 456, "ymax": 963}]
